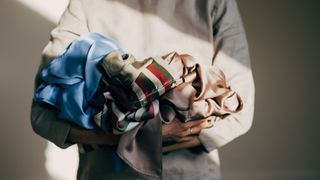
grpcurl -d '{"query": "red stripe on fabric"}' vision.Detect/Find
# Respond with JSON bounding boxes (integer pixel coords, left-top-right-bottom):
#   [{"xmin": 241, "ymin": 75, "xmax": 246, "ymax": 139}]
[
  {"xmin": 140, "ymin": 102, "xmax": 155, "ymax": 121},
  {"xmin": 116, "ymin": 120, "xmax": 122, "ymax": 129},
  {"xmin": 135, "ymin": 75, "xmax": 154, "ymax": 102},
  {"xmin": 148, "ymin": 102, "xmax": 155, "ymax": 119},
  {"xmin": 146, "ymin": 64, "xmax": 171, "ymax": 91}
]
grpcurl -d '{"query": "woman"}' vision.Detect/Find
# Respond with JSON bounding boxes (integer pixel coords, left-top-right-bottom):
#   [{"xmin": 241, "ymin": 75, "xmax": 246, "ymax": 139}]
[{"xmin": 31, "ymin": 0, "xmax": 255, "ymax": 179}]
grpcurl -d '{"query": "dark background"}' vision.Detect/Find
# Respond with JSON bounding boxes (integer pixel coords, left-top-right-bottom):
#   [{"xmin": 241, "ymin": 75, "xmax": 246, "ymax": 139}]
[
  {"xmin": 0, "ymin": 0, "xmax": 319, "ymax": 179},
  {"xmin": 221, "ymin": 1, "xmax": 320, "ymax": 179}
]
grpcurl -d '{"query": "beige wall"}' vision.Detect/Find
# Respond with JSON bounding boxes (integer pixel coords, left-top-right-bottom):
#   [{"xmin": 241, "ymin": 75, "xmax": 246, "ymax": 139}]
[
  {"xmin": 221, "ymin": 0, "xmax": 320, "ymax": 179},
  {"xmin": 0, "ymin": 0, "xmax": 319, "ymax": 179},
  {"xmin": 0, "ymin": 1, "xmax": 54, "ymax": 179}
]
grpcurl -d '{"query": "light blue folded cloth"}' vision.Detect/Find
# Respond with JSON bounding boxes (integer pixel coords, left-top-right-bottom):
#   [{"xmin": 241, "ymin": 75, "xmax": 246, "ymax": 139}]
[{"xmin": 34, "ymin": 32, "xmax": 123, "ymax": 129}]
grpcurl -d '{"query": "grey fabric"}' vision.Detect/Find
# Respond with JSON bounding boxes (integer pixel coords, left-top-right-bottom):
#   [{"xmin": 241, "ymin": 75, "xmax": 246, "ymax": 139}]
[
  {"xmin": 163, "ymin": 149, "xmax": 221, "ymax": 180},
  {"xmin": 77, "ymin": 146, "xmax": 160, "ymax": 180}
]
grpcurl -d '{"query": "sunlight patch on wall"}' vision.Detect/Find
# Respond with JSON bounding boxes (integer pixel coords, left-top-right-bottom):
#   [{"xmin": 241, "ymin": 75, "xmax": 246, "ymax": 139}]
[
  {"xmin": 16, "ymin": 1, "xmax": 79, "ymax": 179},
  {"xmin": 45, "ymin": 142, "xmax": 78, "ymax": 180},
  {"xmin": 17, "ymin": 0, "xmax": 69, "ymax": 24}
]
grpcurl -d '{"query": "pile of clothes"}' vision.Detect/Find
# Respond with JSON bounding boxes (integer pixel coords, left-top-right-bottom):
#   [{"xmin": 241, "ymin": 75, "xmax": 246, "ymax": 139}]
[{"xmin": 34, "ymin": 32, "xmax": 243, "ymax": 177}]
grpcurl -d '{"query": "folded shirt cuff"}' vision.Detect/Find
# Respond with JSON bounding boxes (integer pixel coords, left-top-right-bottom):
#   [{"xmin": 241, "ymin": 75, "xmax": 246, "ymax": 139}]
[
  {"xmin": 198, "ymin": 117, "xmax": 218, "ymax": 153},
  {"xmin": 32, "ymin": 101, "xmax": 75, "ymax": 149},
  {"xmin": 51, "ymin": 120, "xmax": 73, "ymax": 148}
]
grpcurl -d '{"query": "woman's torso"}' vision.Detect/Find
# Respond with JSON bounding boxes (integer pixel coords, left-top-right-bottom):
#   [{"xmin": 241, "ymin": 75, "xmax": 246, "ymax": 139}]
[{"xmin": 77, "ymin": 0, "xmax": 221, "ymax": 179}]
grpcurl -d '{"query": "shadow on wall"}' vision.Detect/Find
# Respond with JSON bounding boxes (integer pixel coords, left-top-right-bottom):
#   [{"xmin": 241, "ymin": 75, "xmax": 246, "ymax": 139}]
[
  {"xmin": 0, "ymin": 1, "xmax": 54, "ymax": 179},
  {"xmin": 221, "ymin": 0, "xmax": 320, "ymax": 179}
]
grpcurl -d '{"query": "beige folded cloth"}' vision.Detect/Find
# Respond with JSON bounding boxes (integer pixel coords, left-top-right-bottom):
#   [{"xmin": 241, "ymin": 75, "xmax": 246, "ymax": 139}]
[{"xmin": 160, "ymin": 52, "xmax": 243, "ymax": 123}]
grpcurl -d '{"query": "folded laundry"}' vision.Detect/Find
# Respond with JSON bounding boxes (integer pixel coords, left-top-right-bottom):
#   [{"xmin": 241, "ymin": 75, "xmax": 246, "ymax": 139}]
[{"xmin": 33, "ymin": 32, "xmax": 243, "ymax": 178}]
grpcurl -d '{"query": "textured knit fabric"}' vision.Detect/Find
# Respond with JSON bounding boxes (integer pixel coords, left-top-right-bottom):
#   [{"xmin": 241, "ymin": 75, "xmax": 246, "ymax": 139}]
[{"xmin": 34, "ymin": 32, "xmax": 123, "ymax": 129}]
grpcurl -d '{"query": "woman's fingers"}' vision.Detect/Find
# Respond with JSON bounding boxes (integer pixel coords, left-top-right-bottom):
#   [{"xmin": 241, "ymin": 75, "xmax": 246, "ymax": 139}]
[
  {"xmin": 188, "ymin": 121, "xmax": 207, "ymax": 135},
  {"xmin": 181, "ymin": 119, "xmax": 207, "ymax": 129},
  {"xmin": 176, "ymin": 135, "xmax": 195, "ymax": 143},
  {"xmin": 176, "ymin": 120, "xmax": 208, "ymax": 138},
  {"xmin": 162, "ymin": 116, "xmax": 210, "ymax": 143},
  {"xmin": 163, "ymin": 136, "xmax": 200, "ymax": 153}
]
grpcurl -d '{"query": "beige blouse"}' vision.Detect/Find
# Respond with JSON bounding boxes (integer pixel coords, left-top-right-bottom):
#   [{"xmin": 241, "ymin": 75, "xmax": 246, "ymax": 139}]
[{"xmin": 31, "ymin": 0, "xmax": 255, "ymax": 179}]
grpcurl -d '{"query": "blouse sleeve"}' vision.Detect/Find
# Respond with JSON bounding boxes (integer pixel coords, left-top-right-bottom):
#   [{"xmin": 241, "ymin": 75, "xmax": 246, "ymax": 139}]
[
  {"xmin": 31, "ymin": 0, "xmax": 88, "ymax": 148},
  {"xmin": 198, "ymin": 0, "xmax": 255, "ymax": 152}
]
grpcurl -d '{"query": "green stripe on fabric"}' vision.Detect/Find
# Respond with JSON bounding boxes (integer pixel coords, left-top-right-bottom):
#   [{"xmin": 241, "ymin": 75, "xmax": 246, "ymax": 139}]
[
  {"xmin": 149, "ymin": 60, "xmax": 176, "ymax": 84},
  {"xmin": 135, "ymin": 73, "xmax": 159, "ymax": 102},
  {"xmin": 100, "ymin": 110, "xmax": 108, "ymax": 132}
]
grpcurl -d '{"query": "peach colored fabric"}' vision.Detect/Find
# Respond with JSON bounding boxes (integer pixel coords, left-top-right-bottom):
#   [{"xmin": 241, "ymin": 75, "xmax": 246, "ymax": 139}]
[{"xmin": 160, "ymin": 52, "xmax": 243, "ymax": 123}]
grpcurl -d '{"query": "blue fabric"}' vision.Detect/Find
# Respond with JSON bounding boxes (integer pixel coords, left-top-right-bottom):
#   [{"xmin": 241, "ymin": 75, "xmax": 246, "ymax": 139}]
[{"xmin": 34, "ymin": 32, "xmax": 123, "ymax": 129}]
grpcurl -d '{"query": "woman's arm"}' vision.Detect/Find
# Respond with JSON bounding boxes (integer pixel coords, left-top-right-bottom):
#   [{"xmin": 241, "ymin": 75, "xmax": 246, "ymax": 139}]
[
  {"xmin": 162, "ymin": 0, "xmax": 255, "ymax": 153},
  {"xmin": 162, "ymin": 137, "xmax": 200, "ymax": 153},
  {"xmin": 31, "ymin": 0, "xmax": 90, "ymax": 148},
  {"xmin": 67, "ymin": 125, "xmax": 121, "ymax": 145},
  {"xmin": 197, "ymin": 0, "xmax": 255, "ymax": 152}
]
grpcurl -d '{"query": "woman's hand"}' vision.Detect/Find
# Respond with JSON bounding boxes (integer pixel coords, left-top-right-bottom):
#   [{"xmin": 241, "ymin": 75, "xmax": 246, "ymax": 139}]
[
  {"xmin": 162, "ymin": 117, "xmax": 207, "ymax": 143},
  {"xmin": 162, "ymin": 117, "xmax": 208, "ymax": 153},
  {"xmin": 68, "ymin": 116, "xmax": 207, "ymax": 147}
]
